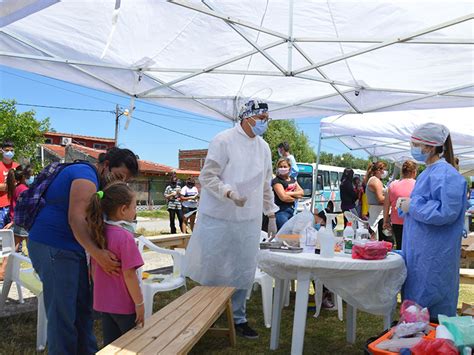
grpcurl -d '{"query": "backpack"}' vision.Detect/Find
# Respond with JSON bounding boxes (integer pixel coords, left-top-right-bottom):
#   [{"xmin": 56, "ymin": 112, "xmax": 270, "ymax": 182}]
[{"xmin": 14, "ymin": 161, "xmax": 98, "ymax": 231}]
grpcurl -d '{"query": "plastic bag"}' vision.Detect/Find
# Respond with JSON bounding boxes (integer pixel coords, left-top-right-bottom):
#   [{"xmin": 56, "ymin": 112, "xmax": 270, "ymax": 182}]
[
  {"xmin": 439, "ymin": 315, "xmax": 474, "ymax": 348},
  {"xmin": 352, "ymin": 240, "xmax": 393, "ymax": 260},
  {"xmin": 394, "ymin": 300, "xmax": 430, "ymax": 337},
  {"xmin": 411, "ymin": 338, "xmax": 459, "ymax": 355}
]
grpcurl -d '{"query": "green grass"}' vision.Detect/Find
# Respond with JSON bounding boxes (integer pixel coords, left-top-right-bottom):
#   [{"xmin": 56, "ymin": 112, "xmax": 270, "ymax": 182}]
[
  {"xmin": 1, "ymin": 281, "xmax": 473, "ymax": 354},
  {"xmin": 137, "ymin": 208, "xmax": 169, "ymax": 219}
]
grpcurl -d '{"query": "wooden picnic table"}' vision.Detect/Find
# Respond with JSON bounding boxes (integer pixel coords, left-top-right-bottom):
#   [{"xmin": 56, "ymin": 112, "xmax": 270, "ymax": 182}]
[
  {"xmin": 146, "ymin": 233, "xmax": 191, "ymax": 249},
  {"xmin": 97, "ymin": 286, "xmax": 236, "ymax": 355}
]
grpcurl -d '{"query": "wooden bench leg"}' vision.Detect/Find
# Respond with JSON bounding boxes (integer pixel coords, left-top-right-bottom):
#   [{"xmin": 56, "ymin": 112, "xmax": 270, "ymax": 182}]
[{"xmin": 226, "ymin": 299, "xmax": 236, "ymax": 347}]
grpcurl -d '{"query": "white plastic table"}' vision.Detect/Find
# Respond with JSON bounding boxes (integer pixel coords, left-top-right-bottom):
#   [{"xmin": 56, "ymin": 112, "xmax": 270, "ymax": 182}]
[{"xmin": 258, "ymin": 250, "xmax": 406, "ymax": 355}]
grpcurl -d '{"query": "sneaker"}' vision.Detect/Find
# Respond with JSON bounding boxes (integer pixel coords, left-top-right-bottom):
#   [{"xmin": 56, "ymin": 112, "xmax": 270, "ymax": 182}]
[{"xmin": 234, "ymin": 322, "xmax": 259, "ymax": 339}]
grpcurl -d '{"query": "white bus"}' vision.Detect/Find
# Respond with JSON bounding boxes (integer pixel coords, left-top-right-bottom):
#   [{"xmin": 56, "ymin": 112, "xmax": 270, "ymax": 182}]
[{"xmin": 296, "ymin": 163, "xmax": 366, "ymax": 212}]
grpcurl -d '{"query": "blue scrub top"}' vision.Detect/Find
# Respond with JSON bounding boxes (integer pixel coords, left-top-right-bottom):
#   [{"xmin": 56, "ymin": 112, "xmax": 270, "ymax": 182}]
[
  {"xmin": 29, "ymin": 164, "xmax": 99, "ymax": 251},
  {"xmin": 402, "ymin": 159, "xmax": 467, "ymax": 317}
]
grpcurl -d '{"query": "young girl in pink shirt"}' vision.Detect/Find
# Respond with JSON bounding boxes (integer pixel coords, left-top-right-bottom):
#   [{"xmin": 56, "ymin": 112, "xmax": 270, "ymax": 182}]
[{"xmin": 86, "ymin": 182, "xmax": 144, "ymax": 346}]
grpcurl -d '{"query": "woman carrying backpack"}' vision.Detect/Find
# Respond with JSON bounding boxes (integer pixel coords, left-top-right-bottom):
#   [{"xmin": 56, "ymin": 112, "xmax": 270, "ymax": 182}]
[{"xmin": 27, "ymin": 148, "xmax": 139, "ymax": 355}]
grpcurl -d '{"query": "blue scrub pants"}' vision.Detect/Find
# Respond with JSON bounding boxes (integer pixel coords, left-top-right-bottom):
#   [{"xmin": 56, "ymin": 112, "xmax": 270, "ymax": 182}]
[
  {"xmin": 232, "ymin": 289, "xmax": 248, "ymax": 325},
  {"xmin": 28, "ymin": 239, "xmax": 97, "ymax": 355}
]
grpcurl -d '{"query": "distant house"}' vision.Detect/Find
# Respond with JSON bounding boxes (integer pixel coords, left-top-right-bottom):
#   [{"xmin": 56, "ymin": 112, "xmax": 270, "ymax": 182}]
[
  {"xmin": 40, "ymin": 132, "xmax": 199, "ymax": 208},
  {"xmin": 179, "ymin": 149, "xmax": 208, "ymax": 171}
]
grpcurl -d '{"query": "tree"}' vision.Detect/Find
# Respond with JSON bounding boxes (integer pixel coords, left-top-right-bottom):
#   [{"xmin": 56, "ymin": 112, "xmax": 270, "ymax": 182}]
[
  {"xmin": 0, "ymin": 100, "xmax": 51, "ymax": 170},
  {"xmin": 264, "ymin": 120, "xmax": 316, "ymax": 166}
]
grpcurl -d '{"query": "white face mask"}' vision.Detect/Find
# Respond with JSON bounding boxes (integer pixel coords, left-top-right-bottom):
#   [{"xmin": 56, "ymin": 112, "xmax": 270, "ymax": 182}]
[
  {"xmin": 104, "ymin": 219, "xmax": 138, "ymax": 235},
  {"xmin": 381, "ymin": 170, "xmax": 388, "ymax": 179}
]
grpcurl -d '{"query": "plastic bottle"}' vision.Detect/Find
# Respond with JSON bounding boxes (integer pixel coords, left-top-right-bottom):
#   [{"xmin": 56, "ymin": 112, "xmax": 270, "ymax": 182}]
[
  {"xmin": 356, "ymin": 224, "xmax": 370, "ymax": 240},
  {"xmin": 343, "ymin": 221, "xmax": 355, "ymax": 254},
  {"xmin": 318, "ymin": 226, "xmax": 335, "ymax": 258}
]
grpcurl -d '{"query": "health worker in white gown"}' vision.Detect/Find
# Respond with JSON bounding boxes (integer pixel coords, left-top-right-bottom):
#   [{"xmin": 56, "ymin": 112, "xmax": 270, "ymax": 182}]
[{"xmin": 184, "ymin": 99, "xmax": 279, "ymax": 339}]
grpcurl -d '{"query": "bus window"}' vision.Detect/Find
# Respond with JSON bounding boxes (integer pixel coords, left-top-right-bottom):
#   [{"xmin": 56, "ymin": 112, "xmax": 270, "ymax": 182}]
[
  {"xmin": 323, "ymin": 171, "xmax": 330, "ymax": 189},
  {"xmin": 297, "ymin": 174, "xmax": 313, "ymax": 197},
  {"xmin": 338, "ymin": 172, "xmax": 343, "ymax": 184},
  {"xmin": 316, "ymin": 173, "xmax": 323, "ymax": 190},
  {"xmin": 330, "ymin": 172, "xmax": 339, "ymax": 189}
]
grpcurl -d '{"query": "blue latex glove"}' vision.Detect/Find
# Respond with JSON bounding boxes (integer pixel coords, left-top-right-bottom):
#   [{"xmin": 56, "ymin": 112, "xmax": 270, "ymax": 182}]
[{"xmin": 314, "ymin": 223, "xmax": 321, "ymax": 231}]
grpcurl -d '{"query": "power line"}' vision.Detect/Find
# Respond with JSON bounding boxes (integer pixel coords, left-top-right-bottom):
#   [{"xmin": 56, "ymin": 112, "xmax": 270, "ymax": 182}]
[
  {"xmin": 16, "ymin": 103, "xmax": 113, "ymax": 113},
  {"xmin": 1, "ymin": 68, "xmax": 230, "ymax": 125},
  {"xmin": 132, "ymin": 115, "xmax": 209, "ymax": 143},
  {"xmin": 14, "ymin": 102, "xmax": 211, "ymax": 143}
]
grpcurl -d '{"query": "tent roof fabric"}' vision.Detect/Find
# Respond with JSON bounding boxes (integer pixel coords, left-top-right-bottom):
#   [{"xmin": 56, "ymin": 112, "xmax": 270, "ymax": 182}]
[
  {"xmin": 319, "ymin": 107, "xmax": 474, "ymax": 173},
  {"xmin": 1, "ymin": 0, "xmax": 473, "ymax": 121}
]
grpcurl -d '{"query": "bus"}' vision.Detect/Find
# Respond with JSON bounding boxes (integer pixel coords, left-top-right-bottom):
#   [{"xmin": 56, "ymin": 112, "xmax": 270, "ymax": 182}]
[{"xmin": 296, "ymin": 163, "xmax": 366, "ymax": 212}]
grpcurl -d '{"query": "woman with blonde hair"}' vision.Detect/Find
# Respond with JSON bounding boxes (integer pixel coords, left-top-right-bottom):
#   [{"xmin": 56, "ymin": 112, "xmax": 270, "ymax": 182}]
[
  {"xmin": 364, "ymin": 161, "xmax": 388, "ymax": 240},
  {"xmin": 383, "ymin": 160, "xmax": 417, "ymax": 249},
  {"xmin": 272, "ymin": 158, "xmax": 304, "ymax": 230}
]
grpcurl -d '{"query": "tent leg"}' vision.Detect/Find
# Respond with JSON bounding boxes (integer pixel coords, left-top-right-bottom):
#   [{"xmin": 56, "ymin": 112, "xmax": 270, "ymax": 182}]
[{"xmin": 312, "ymin": 129, "xmax": 323, "ymax": 214}]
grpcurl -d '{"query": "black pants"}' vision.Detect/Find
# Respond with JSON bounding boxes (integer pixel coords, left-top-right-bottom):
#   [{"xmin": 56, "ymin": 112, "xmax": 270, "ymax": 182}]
[
  {"xmin": 378, "ymin": 218, "xmax": 395, "ymax": 245},
  {"xmin": 168, "ymin": 208, "xmax": 183, "ymax": 234},
  {"xmin": 101, "ymin": 312, "xmax": 136, "ymax": 346},
  {"xmin": 392, "ymin": 223, "xmax": 404, "ymax": 250}
]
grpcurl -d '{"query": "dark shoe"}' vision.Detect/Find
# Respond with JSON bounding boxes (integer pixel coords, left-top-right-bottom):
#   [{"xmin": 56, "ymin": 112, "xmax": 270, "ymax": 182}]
[
  {"xmin": 322, "ymin": 297, "xmax": 335, "ymax": 309},
  {"xmin": 234, "ymin": 322, "xmax": 259, "ymax": 339}
]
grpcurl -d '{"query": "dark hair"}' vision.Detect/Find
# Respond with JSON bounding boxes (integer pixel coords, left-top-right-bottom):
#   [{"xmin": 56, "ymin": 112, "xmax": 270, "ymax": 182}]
[
  {"xmin": 401, "ymin": 160, "xmax": 417, "ymax": 178},
  {"xmin": 277, "ymin": 142, "xmax": 290, "ymax": 153},
  {"xmin": 434, "ymin": 134, "xmax": 456, "ymax": 168},
  {"xmin": 2, "ymin": 140, "xmax": 14, "ymax": 149},
  {"xmin": 86, "ymin": 182, "xmax": 135, "ymax": 249},
  {"xmin": 6, "ymin": 165, "xmax": 32, "ymax": 200},
  {"xmin": 363, "ymin": 161, "xmax": 386, "ymax": 184},
  {"xmin": 186, "ymin": 177, "xmax": 195, "ymax": 184},
  {"xmin": 99, "ymin": 147, "xmax": 139, "ymax": 177},
  {"xmin": 341, "ymin": 168, "xmax": 354, "ymax": 183}
]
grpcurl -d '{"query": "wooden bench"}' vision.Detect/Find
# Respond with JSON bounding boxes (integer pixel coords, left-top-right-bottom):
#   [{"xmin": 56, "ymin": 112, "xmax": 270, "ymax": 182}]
[
  {"xmin": 460, "ymin": 268, "xmax": 474, "ymax": 285},
  {"xmin": 97, "ymin": 286, "xmax": 236, "ymax": 354},
  {"xmin": 146, "ymin": 234, "xmax": 191, "ymax": 249}
]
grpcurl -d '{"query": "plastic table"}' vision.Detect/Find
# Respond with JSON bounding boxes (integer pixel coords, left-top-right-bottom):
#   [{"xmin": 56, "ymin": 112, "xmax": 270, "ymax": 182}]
[{"xmin": 258, "ymin": 250, "xmax": 406, "ymax": 355}]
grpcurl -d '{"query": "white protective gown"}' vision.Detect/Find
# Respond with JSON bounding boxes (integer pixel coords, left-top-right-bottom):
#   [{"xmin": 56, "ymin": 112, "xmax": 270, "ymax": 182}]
[{"xmin": 184, "ymin": 124, "xmax": 278, "ymax": 290}]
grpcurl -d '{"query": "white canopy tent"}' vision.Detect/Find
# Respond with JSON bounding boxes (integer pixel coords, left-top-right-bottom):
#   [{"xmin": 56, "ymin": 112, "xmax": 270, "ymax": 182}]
[
  {"xmin": 1, "ymin": 0, "xmax": 473, "ymax": 122},
  {"xmin": 319, "ymin": 107, "xmax": 474, "ymax": 175}
]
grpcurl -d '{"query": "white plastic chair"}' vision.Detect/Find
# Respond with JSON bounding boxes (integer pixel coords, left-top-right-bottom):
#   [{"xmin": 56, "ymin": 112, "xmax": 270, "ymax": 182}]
[
  {"xmin": 247, "ymin": 231, "xmax": 274, "ymax": 328},
  {"xmin": 0, "ymin": 252, "xmax": 47, "ymax": 351},
  {"xmin": 137, "ymin": 236, "xmax": 187, "ymax": 319},
  {"xmin": 1, "ymin": 229, "xmax": 23, "ymax": 302}
]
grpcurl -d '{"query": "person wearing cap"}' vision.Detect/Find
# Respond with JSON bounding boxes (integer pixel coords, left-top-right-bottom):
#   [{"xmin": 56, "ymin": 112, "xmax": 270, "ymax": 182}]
[
  {"xmin": 184, "ymin": 99, "xmax": 279, "ymax": 339},
  {"xmin": 400, "ymin": 122, "xmax": 467, "ymax": 320}
]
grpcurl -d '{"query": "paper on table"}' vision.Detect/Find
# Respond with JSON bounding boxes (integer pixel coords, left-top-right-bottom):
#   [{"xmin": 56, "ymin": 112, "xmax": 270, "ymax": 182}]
[{"xmin": 234, "ymin": 172, "xmax": 263, "ymax": 199}]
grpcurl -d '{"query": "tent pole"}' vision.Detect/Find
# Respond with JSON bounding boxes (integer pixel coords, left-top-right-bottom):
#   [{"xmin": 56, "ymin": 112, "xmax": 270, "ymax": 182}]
[
  {"xmin": 288, "ymin": 0, "xmax": 294, "ymax": 73},
  {"xmin": 313, "ymin": 129, "xmax": 323, "ymax": 214}
]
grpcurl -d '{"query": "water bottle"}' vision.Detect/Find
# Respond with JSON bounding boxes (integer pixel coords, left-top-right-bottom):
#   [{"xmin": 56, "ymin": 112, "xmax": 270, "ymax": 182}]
[
  {"xmin": 356, "ymin": 225, "xmax": 370, "ymax": 240},
  {"xmin": 343, "ymin": 221, "xmax": 355, "ymax": 254},
  {"xmin": 319, "ymin": 226, "xmax": 335, "ymax": 258}
]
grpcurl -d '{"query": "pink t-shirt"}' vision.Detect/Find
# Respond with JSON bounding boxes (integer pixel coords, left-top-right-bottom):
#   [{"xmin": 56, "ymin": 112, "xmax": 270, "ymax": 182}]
[
  {"xmin": 9, "ymin": 183, "xmax": 28, "ymax": 221},
  {"xmin": 389, "ymin": 178, "xmax": 416, "ymax": 225},
  {"xmin": 93, "ymin": 224, "xmax": 144, "ymax": 315}
]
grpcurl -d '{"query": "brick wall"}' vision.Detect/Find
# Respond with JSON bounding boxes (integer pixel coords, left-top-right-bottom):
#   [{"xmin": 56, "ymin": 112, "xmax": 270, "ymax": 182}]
[{"xmin": 179, "ymin": 149, "xmax": 208, "ymax": 171}]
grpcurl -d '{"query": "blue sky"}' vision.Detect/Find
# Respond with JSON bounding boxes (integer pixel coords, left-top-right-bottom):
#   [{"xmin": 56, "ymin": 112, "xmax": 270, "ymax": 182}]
[{"xmin": 1, "ymin": 66, "xmax": 366, "ymax": 167}]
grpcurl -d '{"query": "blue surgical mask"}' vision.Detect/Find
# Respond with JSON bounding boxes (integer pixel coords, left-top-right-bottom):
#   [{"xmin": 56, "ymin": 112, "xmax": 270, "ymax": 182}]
[
  {"xmin": 411, "ymin": 146, "xmax": 429, "ymax": 162},
  {"xmin": 314, "ymin": 223, "xmax": 321, "ymax": 231},
  {"xmin": 250, "ymin": 119, "xmax": 269, "ymax": 136},
  {"xmin": 26, "ymin": 176, "xmax": 34, "ymax": 185},
  {"xmin": 3, "ymin": 150, "xmax": 14, "ymax": 160}
]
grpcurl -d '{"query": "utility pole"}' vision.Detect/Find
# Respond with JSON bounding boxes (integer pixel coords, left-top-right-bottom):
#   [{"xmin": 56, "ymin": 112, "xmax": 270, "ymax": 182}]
[{"xmin": 114, "ymin": 104, "xmax": 119, "ymax": 146}]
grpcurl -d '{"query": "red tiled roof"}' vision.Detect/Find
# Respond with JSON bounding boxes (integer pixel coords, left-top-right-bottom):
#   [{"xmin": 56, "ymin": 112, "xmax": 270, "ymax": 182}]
[
  {"xmin": 41, "ymin": 144, "xmax": 65, "ymax": 158},
  {"xmin": 45, "ymin": 132, "xmax": 115, "ymax": 143},
  {"xmin": 41, "ymin": 144, "xmax": 199, "ymax": 176}
]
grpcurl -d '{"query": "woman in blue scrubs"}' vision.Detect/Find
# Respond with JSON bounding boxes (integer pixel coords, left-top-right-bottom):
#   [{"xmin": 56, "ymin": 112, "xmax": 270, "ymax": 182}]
[{"xmin": 400, "ymin": 123, "xmax": 467, "ymax": 321}]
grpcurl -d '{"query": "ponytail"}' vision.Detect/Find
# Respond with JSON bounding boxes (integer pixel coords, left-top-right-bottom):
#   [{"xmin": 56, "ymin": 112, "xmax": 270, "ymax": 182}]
[
  {"xmin": 86, "ymin": 192, "xmax": 107, "ymax": 249},
  {"xmin": 442, "ymin": 135, "xmax": 456, "ymax": 169},
  {"xmin": 6, "ymin": 169, "xmax": 16, "ymax": 201},
  {"xmin": 86, "ymin": 181, "xmax": 135, "ymax": 249}
]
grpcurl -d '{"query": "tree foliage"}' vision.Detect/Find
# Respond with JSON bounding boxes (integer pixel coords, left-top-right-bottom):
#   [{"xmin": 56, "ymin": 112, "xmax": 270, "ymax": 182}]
[
  {"xmin": 0, "ymin": 100, "xmax": 51, "ymax": 170},
  {"xmin": 318, "ymin": 152, "xmax": 372, "ymax": 171},
  {"xmin": 264, "ymin": 119, "xmax": 316, "ymax": 166}
]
